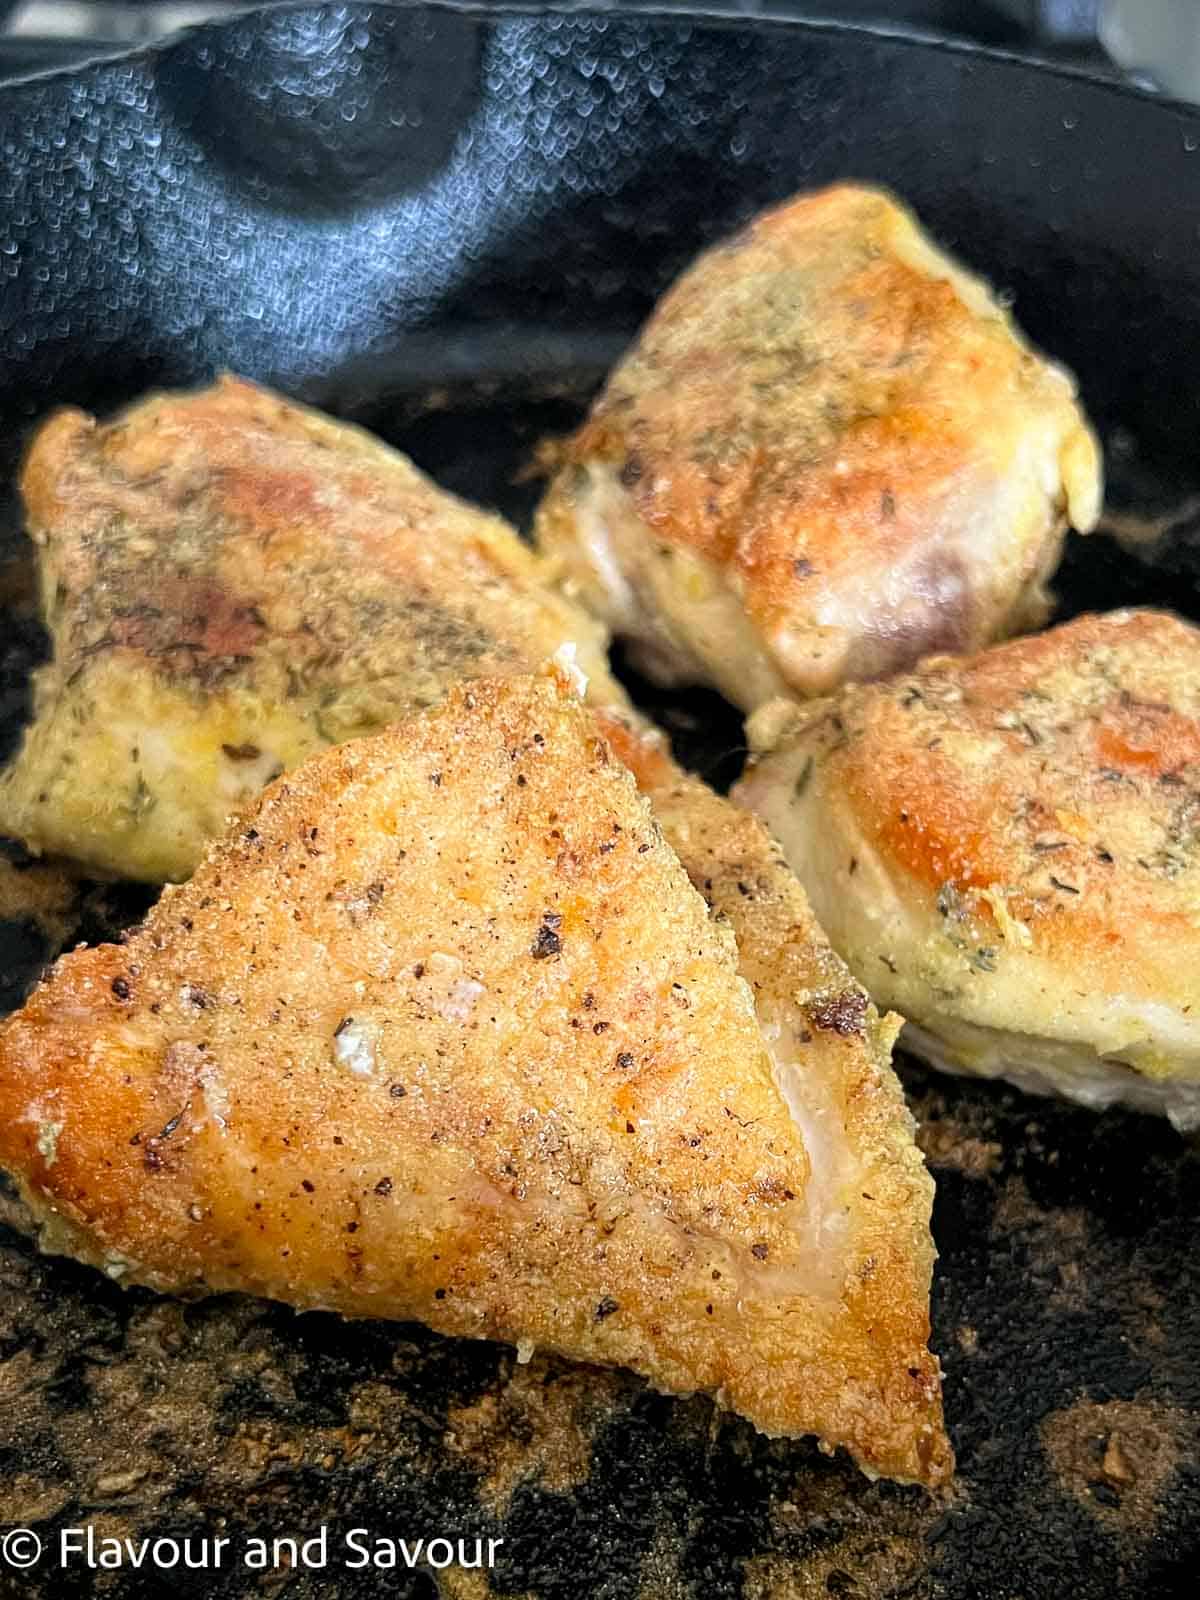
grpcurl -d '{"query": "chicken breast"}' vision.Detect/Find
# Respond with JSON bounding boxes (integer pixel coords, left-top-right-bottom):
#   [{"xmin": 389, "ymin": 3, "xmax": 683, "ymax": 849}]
[
  {"xmin": 737, "ymin": 609, "xmax": 1200, "ymax": 1129},
  {"xmin": 0, "ymin": 375, "xmax": 625, "ymax": 883},
  {"xmin": 536, "ymin": 183, "xmax": 1101, "ymax": 712},
  {"xmin": 0, "ymin": 670, "xmax": 950, "ymax": 1486}
]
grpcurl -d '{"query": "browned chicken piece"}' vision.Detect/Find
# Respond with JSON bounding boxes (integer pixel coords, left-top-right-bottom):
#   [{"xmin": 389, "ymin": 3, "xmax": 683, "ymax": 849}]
[
  {"xmin": 536, "ymin": 183, "xmax": 1101, "ymax": 712},
  {"xmin": 738, "ymin": 609, "xmax": 1200, "ymax": 1127},
  {"xmin": 0, "ymin": 670, "xmax": 950, "ymax": 1486},
  {"xmin": 0, "ymin": 375, "xmax": 625, "ymax": 883}
]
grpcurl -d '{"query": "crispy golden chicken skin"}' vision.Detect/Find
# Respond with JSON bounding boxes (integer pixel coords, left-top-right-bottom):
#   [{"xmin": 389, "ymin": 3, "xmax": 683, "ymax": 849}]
[
  {"xmin": 0, "ymin": 375, "xmax": 625, "ymax": 883},
  {"xmin": 0, "ymin": 672, "xmax": 949, "ymax": 1486},
  {"xmin": 738, "ymin": 609, "xmax": 1200, "ymax": 1128},
  {"xmin": 536, "ymin": 183, "xmax": 1101, "ymax": 711}
]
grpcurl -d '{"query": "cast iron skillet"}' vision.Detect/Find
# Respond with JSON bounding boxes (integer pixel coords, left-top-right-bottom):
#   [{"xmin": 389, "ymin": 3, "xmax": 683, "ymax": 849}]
[{"xmin": 0, "ymin": 7, "xmax": 1197, "ymax": 1598}]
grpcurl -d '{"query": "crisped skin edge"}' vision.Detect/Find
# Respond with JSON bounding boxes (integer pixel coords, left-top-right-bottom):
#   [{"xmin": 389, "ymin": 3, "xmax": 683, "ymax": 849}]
[{"xmin": 596, "ymin": 711, "xmax": 952, "ymax": 1488}]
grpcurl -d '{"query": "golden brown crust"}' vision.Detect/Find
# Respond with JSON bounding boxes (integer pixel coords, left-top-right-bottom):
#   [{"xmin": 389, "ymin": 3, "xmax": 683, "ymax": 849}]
[
  {"xmin": 0, "ymin": 673, "xmax": 948, "ymax": 1485},
  {"xmin": 762, "ymin": 610, "xmax": 1200, "ymax": 1007},
  {"xmin": 738, "ymin": 609, "xmax": 1200, "ymax": 1118},
  {"xmin": 3, "ymin": 376, "xmax": 625, "ymax": 882},
  {"xmin": 537, "ymin": 184, "xmax": 1101, "ymax": 707}
]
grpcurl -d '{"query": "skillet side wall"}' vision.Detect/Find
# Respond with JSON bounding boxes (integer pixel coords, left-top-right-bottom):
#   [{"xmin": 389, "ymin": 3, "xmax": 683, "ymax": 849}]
[{"xmin": 0, "ymin": 5, "xmax": 1196, "ymax": 494}]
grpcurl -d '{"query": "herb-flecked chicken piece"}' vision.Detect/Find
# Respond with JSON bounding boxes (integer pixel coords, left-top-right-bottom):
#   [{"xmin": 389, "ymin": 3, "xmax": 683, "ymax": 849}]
[
  {"xmin": 0, "ymin": 671, "xmax": 950, "ymax": 1487},
  {"xmin": 536, "ymin": 183, "xmax": 1101, "ymax": 712},
  {"xmin": 738, "ymin": 609, "xmax": 1200, "ymax": 1127},
  {"xmin": 1, "ymin": 376, "xmax": 626, "ymax": 882}
]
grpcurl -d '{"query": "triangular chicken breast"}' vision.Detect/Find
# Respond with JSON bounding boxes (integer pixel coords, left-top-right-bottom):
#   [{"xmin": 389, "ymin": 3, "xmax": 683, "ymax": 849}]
[
  {"xmin": 1, "ymin": 375, "xmax": 625, "ymax": 883},
  {"xmin": 0, "ymin": 672, "xmax": 950, "ymax": 1486}
]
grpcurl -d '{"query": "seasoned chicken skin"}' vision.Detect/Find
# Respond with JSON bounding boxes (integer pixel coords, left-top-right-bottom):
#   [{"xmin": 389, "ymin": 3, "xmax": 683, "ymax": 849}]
[
  {"xmin": 0, "ymin": 672, "xmax": 949, "ymax": 1486},
  {"xmin": 0, "ymin": 375, "xmax": 625, "ymax": 883},
  {"xmin": 536, "ymin": 183, "xmax": 1101, "ymax": 711},
  {"xmin": 738, "ymin": 609, "xmax": 1200, "ymax": 1128}
]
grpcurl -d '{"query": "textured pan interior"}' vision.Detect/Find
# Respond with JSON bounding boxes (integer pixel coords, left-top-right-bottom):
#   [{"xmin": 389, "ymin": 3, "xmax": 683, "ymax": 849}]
[{"xmin": 0, "ymin": 6, "xmax": 1197, "ymax": 1598}]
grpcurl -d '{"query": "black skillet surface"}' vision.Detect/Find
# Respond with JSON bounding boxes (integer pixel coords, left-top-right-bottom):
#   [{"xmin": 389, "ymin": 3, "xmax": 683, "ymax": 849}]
[{"xmin": 0, "ymin": 6, "xmax": 1199, "ymax": 1597}]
